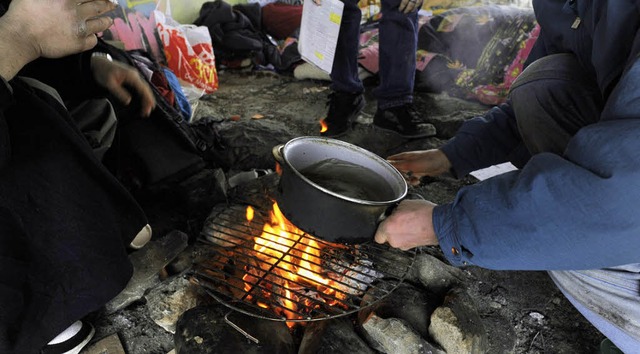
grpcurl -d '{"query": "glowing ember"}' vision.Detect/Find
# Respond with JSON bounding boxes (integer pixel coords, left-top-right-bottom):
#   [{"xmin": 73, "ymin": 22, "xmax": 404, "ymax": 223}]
[
  {"xmin": 246, "ymin": 206, "xmax": 254, "ymax": 222},
  {"xmin": 242, "ymin": 202, "xmax": 349, "ymax": 327},
  {"xmin": 320, "ymin": 119, "xmax": 328, "ymax": 133}
]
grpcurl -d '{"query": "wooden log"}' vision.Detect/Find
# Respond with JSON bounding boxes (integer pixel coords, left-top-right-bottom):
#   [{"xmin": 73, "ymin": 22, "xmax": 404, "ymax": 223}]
[{"xmin": 358, "ymin": 282, "xmax": 440, "ymax": 338}]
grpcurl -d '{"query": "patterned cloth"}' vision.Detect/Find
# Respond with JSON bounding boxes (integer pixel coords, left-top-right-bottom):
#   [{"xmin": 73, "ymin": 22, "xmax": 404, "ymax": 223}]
[{"xmin": 415, "ymin": 5, "xmax": 538, "ymax": 105}]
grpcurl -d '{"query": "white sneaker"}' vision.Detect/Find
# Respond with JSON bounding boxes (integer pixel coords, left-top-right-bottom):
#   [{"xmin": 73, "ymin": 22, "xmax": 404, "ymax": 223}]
[
  {"xmin": 129, "ymin": 224, "xmax": 152, "ymax": 249},
  {"xmin": 42, "ymin": 320, "xmax": 95, "ymax": 354}
]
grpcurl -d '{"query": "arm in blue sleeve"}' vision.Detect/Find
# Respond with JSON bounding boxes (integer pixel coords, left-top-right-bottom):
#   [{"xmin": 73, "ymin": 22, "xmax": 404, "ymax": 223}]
[
  {"xmin": 439, "ymin": 102, "xmax": 523, "ymax": 178},
  {"xmin": 432, "ymin": 57, "xmax": 640, "ymax": 270},
  {"xmin": 434, "ymin": 119, "xmax": 640, "ymax": 271}
]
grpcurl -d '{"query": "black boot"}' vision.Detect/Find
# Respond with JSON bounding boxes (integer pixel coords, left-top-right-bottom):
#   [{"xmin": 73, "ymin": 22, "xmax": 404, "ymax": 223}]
[
  {"xmin": 320, "ymin": 91, "xmax": 365, "ymax": 137},
  {"xmin": 373, "ymin": 103, "xmax": 436, "ymax": 138}
]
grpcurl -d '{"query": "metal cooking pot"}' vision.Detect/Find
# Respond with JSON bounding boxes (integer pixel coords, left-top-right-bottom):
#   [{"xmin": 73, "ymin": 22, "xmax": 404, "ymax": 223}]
[{"xmin": 272, "ymin": 136, "xmax": 408, "ymax": 244}]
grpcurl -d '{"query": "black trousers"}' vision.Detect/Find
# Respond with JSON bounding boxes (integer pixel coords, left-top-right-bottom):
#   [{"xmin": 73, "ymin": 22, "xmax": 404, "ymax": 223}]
[{"xmin": 509, "ymin": 53, "xmax": 604, "ymax": 157}]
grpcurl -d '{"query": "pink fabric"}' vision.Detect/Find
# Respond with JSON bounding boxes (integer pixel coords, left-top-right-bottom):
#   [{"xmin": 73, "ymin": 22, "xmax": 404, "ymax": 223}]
[{"xmin": 357, "ymin": 28, "xmax": 380, "ymax": 73}]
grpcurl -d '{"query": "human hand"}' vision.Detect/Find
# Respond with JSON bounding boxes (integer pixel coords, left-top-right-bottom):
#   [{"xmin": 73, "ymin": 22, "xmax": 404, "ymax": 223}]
[
  {"xmin": 1, "ymin": 0, "xmax": 116, "ymax": 61},
  {"xmin": 387, "ymin": 149, "xmax": 451, "ymax": 186},
  {"xmin": 399, "ymin": 0, "xmax": 423, "ymax": 14},
  {"xmin": 91, "ymin": 56, "xmax": 156, "ymax": 117},
  {"xmin": 374, "ymin": 199, "xmax": 438, "ymax": 250}
]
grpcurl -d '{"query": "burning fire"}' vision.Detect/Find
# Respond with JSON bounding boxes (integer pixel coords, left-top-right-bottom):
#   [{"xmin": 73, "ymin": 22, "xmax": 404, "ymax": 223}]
[
  {"xmin": 242, "ymin": 203, "xmax": 348, "ymax": 326},
  {"xmin": 319, "ymin": 119, "xmax": 328, "ymax": 133}
]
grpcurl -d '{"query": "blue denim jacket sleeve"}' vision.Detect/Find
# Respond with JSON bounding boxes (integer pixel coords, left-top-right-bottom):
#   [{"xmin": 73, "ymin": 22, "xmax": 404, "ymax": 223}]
[
  {"xmin": 432, "ymin": 59, "xmax": 640, "ymax": 271},
  {"xmin": 439, "ymin": 103, "xmax": 521, "ymax": 178}
]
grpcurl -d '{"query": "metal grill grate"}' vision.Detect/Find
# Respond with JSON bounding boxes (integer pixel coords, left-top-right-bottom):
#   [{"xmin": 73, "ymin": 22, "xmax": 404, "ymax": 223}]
[{"xmin": 191, "ymin": 202, "xmax": 415, "ymax": 323}]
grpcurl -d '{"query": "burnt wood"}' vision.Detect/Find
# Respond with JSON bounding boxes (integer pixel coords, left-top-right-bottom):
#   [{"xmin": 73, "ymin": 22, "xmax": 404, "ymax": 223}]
[
  {"xmin": 298, "ymin": 317, "xmax": 375, "ymax": 354},
  {"xmin": 175, "ymin": 304, "xmax": 295, "ymax": 354}
]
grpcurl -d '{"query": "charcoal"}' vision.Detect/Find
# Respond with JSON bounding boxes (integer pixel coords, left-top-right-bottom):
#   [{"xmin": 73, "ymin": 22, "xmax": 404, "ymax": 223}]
[
  {"xmin": 175, "ymin": 304, "xmax": 295, "ymax": 354},
  {"xmin": 298, "ymin": 317, "xmax": 374, "ymax": 354}
]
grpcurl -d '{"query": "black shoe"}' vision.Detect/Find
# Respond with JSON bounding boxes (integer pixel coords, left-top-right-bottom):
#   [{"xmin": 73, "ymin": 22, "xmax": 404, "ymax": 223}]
[
  {"xmin": 41, "ymin": 320, "xmax": 95, "ymax": 354},
  {"xmin": 373, "ymin": 104, "xmax": 436, "ymax": 138},
  {"xmin": 320, "ymin": 92, "xmax": 365, "ymax": 137}
]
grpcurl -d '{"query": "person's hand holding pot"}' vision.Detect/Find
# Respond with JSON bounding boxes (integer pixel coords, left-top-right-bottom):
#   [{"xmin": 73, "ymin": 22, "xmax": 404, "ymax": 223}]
[
  {"xmin": 387, "ymin": 149, "xmax": 451, "ymax": 186},
  {"xmin": 374, "ymin": 198, "xmax": 438, "ymax": 250}
]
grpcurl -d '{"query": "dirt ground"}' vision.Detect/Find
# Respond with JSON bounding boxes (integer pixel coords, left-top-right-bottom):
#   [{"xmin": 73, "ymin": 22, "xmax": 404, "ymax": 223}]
[{"xmin": 90, "ymin": 69, "xmax": 606, "ymax": 354}]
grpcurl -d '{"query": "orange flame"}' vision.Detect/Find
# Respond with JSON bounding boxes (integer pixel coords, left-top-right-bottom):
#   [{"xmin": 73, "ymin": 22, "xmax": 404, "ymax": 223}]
[
  {"xmin": 320, "ymin": 119, "xmax": 328, "ymax": 133},
  {"xmin": 244, "ymin": 203, "xmax": 347, "ymax": 327}
]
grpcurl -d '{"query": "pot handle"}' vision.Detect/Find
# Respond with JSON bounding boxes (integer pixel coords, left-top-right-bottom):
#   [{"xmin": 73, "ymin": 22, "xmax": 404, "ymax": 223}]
[
  {"xmin": 377, "ymin": 192, "xmax": 425, "ymax": 224},
  {"xmin": 272, "ymin": 144, "xmax": 285, "ymax": 164}
]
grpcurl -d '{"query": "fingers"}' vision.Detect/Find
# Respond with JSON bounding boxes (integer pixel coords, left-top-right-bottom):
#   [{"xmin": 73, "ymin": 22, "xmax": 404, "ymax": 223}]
[
  {"xmin": 387, "ymin": 151, "xmax": 421, "ymax": 164},
  {"xmin": 374, "ymin": 228, "xmax": 387, "ymax": 245},
  {"xmin": 91, "ymin": 57, "xmax": 156, "ymax": 117},
  {"xmin": 119, "ymin": 70, "xmax": 156, "ymax": 117},
  {"xmin": 391, "ymin": 160, "xmax": 417, "ymax": 173},
  {"xmin": 76, "ymin": 0, "xmax": 116, "ymax": 42},
  {"xmin": 81, "ymin": 16, "xmax": 113, "ymax": 37},
  {"xmin": 76, "ymin": 4, "xmax": 114, "ymax": 52},
  {"xmin": 399, "ymin": 0, "xmax": 423, "ymax": 14},
  {"xmin": 407, "ymin": 175, "xmax": 422, "ymax": 186},
  {"xmin": 108, "ymin": 83, "xmax": 133, "ymax": 108},
  {"xmin": 76, "ymin": 0, "xmax": 117, "ymax": 19},
  {"xmin": 129, "ymin": 77, "xmax": 156, "ymax": 117}
]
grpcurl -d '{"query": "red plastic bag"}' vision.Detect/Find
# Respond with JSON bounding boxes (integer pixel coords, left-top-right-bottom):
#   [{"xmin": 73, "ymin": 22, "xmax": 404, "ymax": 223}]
[{"xmin": 154, "ymin": 0, "xmax": 218, "ymax": 96}]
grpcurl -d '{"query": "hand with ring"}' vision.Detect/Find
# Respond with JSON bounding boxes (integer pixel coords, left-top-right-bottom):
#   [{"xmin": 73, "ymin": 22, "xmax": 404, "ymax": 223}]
[
  {"xmin": 0, "ymin": 0, "xmax": 117, "ymax": 65},
  {"xmin": 399, "ymin": 0, "xmax": 423, "ymax": 14}
]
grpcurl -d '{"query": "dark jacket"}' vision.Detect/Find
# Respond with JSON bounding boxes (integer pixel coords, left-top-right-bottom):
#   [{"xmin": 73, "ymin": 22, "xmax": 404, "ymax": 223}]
[{"xmin": 0, "ymin": 44, "xmax": 147, "ymax": 354}]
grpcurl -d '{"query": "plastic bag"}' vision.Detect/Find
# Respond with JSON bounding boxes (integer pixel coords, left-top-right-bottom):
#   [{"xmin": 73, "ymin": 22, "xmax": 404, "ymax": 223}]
[{"xmin": 154, "ymin": 0, "xmax": 219, "ymax": 102}]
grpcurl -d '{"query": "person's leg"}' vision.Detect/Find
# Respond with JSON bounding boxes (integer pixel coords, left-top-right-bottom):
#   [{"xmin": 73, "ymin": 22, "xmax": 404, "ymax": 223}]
[
  {"xmin": 1, "ymin": 78, "xmax": 147, "ymax": 353},
  {"xmin": 374, "ymin": 0, "xmax": 418, "ymax": 108},
  {"xmin": 371, "ymin": 0, "xmax": 434, "ymax": 138},
  {"xmin": 329, "ymin": 0, "xmax": 363, "ymax": 95},
  {"xmin": 18, "ymin": 77, "xmax": 118, "ymax": 162},
  {"xmin": 509, "ymin": 53, "xmax": 604, "ymax": 156},
  {"xmin": 519, "ymin": 55, "xmax": 640, "ymax": 352},
  {"xmin": 322, "ymin": 0, "xmax": 365, "ymax": 137},
  {"xmin": 549, "ymin": 267, "xmax": 640, "ymax": 353}
]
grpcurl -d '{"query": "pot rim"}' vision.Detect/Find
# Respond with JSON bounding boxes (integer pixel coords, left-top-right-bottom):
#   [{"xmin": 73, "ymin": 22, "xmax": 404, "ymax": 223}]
[{"xmin": 279, "ymin": 136, "xmax": 408, "ymax": 206}]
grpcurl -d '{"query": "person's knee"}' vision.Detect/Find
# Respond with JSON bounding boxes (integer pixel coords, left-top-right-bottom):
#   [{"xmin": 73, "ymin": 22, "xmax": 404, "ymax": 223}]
[
  {"xmin": 601, "ymin": 56, "xmax": 640, "ymax": 120},
  {"xmin": 509, "ymin": 54, "xmax": 602, "ymax": 154}
]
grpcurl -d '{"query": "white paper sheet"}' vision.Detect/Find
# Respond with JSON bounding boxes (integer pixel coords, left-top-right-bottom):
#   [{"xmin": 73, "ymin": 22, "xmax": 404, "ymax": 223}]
[
  {"xmin": 298, "ymin": 0, "xmax": 344, "ymax": 74},
  {"xmin": 470, "ymin": 162, "xmax": 518, "ymax": 181}
]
